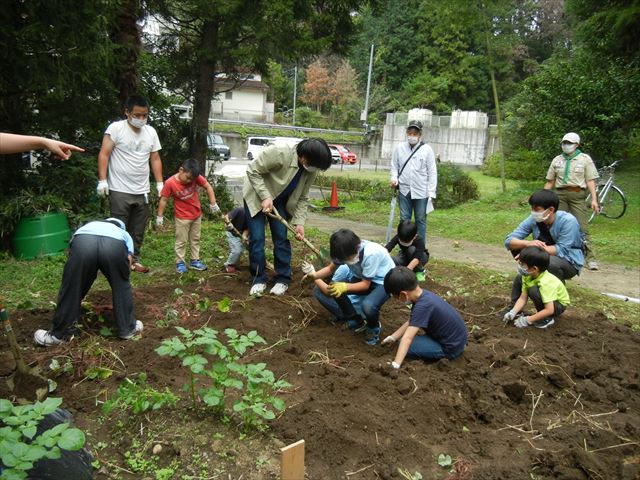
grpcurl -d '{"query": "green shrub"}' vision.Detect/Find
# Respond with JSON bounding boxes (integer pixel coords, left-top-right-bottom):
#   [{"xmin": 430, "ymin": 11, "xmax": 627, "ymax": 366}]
[
  {"xmin": 436, "ymin": 164, "xmax": 480, "ymax": 209},
  {"xmin": 482, "ymin": 149, "xmax": 548, "ymax": 181}
]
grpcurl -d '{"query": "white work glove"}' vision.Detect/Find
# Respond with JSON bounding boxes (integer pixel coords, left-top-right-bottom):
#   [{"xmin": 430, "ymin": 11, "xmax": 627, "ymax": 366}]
[
  {"xmin": 155, "ymin": 216, "xmax": 164, "ymax": 226},
  {"xmin": 503, "ymin": 310, "xmax": 517, "ymax": 323},
  {"xmin": 209, "ymin": 203, "xmax": 220, "ymax": 214},
  {"xmin": 96, "ymin": 180, "xmax": 109, "ymax": 197},
  {"xmin": 381, "ymin": 336, "xmax": 396, "ymax": 346},
  {"xmin": 156, "ymin": 182, "xmax": 164, "ymax": 196},
  {"xmin": 514, "ymin": 316, "xmax": 530, "ymax": 328},
  {"xmin": 388, "ymin": 361, "xmax": 401, "ymax": 369},
  {"xmin": 301, "ymin": 261, "xmax": 316, "ymax": 276}
]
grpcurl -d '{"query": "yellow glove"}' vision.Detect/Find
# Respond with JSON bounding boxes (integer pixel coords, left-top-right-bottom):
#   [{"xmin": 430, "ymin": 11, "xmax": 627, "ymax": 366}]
[{"xmin": 328, "ymin": 282, "xmax": 348, "ymax": 298}]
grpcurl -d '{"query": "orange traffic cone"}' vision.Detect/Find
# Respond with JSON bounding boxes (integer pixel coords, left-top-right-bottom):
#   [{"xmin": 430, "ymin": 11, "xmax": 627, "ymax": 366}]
[{"xmin": 323, "ymin": 180, "xmax": 344, "ymax": 211}]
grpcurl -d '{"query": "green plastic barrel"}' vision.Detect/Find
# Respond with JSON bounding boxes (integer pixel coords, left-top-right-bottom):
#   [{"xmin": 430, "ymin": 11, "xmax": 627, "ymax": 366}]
[{"xmin": 12, "ymin": 212, "xmax": 71, "ymax": 260}]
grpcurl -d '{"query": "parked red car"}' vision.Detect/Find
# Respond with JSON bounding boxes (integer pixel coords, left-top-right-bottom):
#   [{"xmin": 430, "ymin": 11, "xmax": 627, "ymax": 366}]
[{"xmin": 329, "ymin": 144, "xmax": 358, "ymax": 164}]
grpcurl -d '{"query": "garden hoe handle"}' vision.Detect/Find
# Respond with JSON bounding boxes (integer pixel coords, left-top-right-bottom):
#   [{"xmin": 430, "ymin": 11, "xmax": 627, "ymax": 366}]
[
  {"xmin": 266, "ymin": 207, "xmax": 323, "ymax": 257},
  {"xmin": 1, "ymin": 301, "xmax": 30, "ymax": 374}
]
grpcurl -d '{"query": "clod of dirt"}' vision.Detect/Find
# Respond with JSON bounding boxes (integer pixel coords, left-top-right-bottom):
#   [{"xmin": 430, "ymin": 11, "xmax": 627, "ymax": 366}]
[
  {"xmin": 502, "ymin": 382, "xmax": 526, "ymax": 403},
  {"xmin": 0, "ymin": 353, "xmax": 15, "ymax": 376},
  {"xmin": 547, "ymin": 370, "xmax": 573, "ymax": 389},
  {"xmin": 573, "ymin": 361, "xmax": 597, "ymax": 378},
  {"xmin": 396, "ymin": 378, "xmax": 413, "ymax": 395},
  {"xmin": 436, "ymin": 358, "xmax": 451, "ymax": 370}
]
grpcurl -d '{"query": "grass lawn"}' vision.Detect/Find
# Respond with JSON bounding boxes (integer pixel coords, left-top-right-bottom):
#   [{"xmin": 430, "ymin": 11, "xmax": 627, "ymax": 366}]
[{"xmin": 313, "ymin": 163, "xmax": 640, "ymax": 268}]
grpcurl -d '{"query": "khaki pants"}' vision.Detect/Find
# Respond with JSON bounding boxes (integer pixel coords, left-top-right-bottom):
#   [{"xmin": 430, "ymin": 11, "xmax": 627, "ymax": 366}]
[
  {"xmin": 175, "ymin": 216, "xmax": 202, "ymax": 264},
  {"xmin": 556, "ymin": 188, "xmax": 596, "ymax": 262}
]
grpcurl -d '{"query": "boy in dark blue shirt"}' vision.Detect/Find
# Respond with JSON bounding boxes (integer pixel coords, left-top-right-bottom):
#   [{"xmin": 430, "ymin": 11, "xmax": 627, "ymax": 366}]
[
  {"xmin": 385, "ymin": 220, "xmax": 430, "ymax": 281},
  {"xmin": 382, "ymin": 266, "xmax": 467, "ymax": 368}
]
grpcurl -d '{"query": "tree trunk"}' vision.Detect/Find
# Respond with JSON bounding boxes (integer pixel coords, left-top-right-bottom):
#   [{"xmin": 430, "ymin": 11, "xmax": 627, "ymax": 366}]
[
  {"xmin": 190, "ymin": 20, "xmax": 219, "ymax": 172},
  {"xmin": 111, "ymin": 0, "xmax": 141, "ymax": 107}
]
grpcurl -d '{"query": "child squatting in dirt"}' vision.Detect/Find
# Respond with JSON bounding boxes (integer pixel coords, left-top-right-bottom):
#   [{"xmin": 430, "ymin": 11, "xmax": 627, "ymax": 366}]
[
  {"xmin": 502, "ymin": 245, "xmax": 570, "ymax": 329},
  {"xmin": 301, "ymin": 228, "xmax": 396, "ymax": 346},
  {"xmin": 385, "ymin": 219, "xmax": 430, "ymax": 282},
  {"xmin": 381, "ymin": 266, "xmax": 468, "ymax": 369},
  {"xmin": 223, "ymin": 207, "xmax": 249, "ymax": 273},
  {"xmin": 156, "ymin": 159, "xmax": 219, "ymax": 274}
]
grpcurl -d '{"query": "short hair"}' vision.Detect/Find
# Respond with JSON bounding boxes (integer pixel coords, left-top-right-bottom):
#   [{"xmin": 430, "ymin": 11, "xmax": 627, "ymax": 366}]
[
  {"xmin": 384, "ymin": 266, "xmax": 418, "ymax": 295},
  {"xmin": 397, "ymin": 220, "xmax": 417, "ymax": 242},
  {"xmin": 329, "ymin": 229, "xmax": 360, "ymax": 261},
  {"xmin": 125, "ymin": 95, "xmax": 149, "ymax": 111},
  {"xmin": 105, "ymin": 217, "xmax": 125, "ymax": 230},
  {"xmin": 181, "ymin": 158, "xmax": 200, "ymax": 177},
  {"xmin": 519, "ymin": 246, "xmax": 550, "ymax": 272},
  {"xmin": 528, "ymin": 189, "xmax": 559, "ymax": 211},
  {"xmin": 297, "ymin": 138, "xmax": 332, "ymax": 171}
]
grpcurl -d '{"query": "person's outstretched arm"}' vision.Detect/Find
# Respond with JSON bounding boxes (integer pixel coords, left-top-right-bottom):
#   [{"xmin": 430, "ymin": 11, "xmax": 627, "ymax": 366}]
[{"xmin": 0, "ymin": 133, "xmax": 84, "ymax": 159}]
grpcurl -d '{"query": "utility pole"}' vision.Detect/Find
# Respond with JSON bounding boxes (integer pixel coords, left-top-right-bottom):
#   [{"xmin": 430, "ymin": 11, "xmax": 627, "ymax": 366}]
[
  {"xmin": 362, "ymin": 44, "xmax": 375, "ymax": 132},
  {"xmin": 292, "ymin": 65, "xmax": 298, "ymax": 126}
]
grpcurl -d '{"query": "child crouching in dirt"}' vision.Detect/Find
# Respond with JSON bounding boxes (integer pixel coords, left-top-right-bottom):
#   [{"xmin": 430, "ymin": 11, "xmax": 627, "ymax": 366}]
[
  {"xmin": 302, "ymin": 228, "xmax": 395, "ymax": 346},
  {"xmin": 156, "ymin": 159, "xmax": 219, "ymax": 274},
  {"xmin": 381, "ymin": 266, "xmax": 467, "ymax": 369},
  {"xmin": 502, "ymin": 246, "xmax": 570, "ymax": 329},
  {"xmin": 307, "ymin": 264, "xmax": 366, "ymax": 323},
  {"xmin": 385, "ymin": 220, "xmax": 429, "ymax": 282},
  {"xmin": 223, "ymin": 207, "xmax": 249, "ymax": 273}
]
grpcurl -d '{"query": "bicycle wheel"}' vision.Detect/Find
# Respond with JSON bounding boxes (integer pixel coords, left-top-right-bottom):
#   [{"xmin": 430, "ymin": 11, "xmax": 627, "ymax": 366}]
[{"xmin": 601, "ymin": 185, "xmax": 627, "ymax": 219}]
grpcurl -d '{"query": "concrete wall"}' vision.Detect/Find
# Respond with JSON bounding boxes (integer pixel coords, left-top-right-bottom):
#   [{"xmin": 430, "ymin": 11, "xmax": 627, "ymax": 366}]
[{"xmin": 381, "ymin": 110, "xmax": 490, "ymax": 166}]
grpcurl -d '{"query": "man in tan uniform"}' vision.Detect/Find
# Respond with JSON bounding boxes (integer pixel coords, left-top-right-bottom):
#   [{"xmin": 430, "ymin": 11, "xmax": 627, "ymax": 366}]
[{"xmin": 544, "ymin": 132, "xmax": 600, "ymax": 270}]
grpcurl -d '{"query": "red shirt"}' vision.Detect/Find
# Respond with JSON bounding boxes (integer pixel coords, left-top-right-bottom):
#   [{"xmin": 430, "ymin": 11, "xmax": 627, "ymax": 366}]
[{"xmin": 161, "ymin": 174, "xmax": 207, "ymax": 220}]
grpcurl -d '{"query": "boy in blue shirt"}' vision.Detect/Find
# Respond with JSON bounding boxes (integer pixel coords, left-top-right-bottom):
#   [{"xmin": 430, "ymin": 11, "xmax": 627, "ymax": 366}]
[
  {"xmin": 382, "ymin": 266, "xmax": 467, "ymax": 368},
  {"xmin": 503, "ymin": 246, "xmax": 570, "ymax": 329},
  {"xmin": 302, "ymin": 228, "xmax": 395, "ymax": 345}
]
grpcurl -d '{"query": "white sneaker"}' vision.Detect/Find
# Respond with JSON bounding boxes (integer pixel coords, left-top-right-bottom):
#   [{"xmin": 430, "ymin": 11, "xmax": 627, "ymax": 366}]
[
  {"xmin": 250, "ymin": 283, "xmax": 267, "ymax": 296},
  {"xmin": 34, "ymin": 330, "xmax": 63, "ymax": 347},
  {"xmin": 588, "ymin": 261, "xmax": 599, "ymax": 271},
  {"xmin": 270, "ymin": 283, "xmax": 289, "ymax": 296},
  {"xmin": 120, "ymin": 320, "xmax": 143, "ymax": 340}
]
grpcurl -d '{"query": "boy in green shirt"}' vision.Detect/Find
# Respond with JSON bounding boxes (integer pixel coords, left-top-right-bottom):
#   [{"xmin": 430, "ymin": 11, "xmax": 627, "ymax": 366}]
[{"xmin": 503, "ymin": 246, "xmax": 570, "ymax": 329}]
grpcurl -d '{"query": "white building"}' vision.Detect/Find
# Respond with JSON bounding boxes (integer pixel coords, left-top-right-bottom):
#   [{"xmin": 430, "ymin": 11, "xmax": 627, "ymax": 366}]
[{"xmin": 213, "ymin": 73, "xmax": 274, "ymax": 123}]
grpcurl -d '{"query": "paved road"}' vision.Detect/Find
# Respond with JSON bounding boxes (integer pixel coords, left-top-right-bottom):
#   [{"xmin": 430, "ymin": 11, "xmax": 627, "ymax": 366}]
[{"xmin": 215, "ymin": 159, "xmax": 640, "ymax": 299}]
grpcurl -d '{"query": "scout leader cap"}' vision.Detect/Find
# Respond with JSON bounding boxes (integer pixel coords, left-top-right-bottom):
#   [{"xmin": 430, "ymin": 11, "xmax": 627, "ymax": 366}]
[
  {"xmin": 105, "ymin": 217, "xmax": 126, "ymax": 230},
  {"xmin": 407, "ymin": 120, "xmax": 423, "ymax": 131},
  {"xmin": 561, "ymin": 132, "xmax": 580, "ymax": 144}
]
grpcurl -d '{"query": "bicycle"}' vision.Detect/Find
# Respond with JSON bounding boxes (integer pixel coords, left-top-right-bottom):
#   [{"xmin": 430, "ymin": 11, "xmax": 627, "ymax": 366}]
[{"xmin": 586, "ymin": 160, "xmax": 627, "ymax": 223}]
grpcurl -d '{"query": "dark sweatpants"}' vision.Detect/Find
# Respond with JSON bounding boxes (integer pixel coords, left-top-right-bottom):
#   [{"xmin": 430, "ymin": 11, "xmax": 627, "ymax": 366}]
[
  {"xmin": 526, "ymin": 285, "xmax": 566, "ymax": 318},
  {"xmin": 50, "ymin": 234, "xmax": 135, "ymax": 339},
  {"xmin": 510, "ymin": 255, "xmax": 578, "ymax": 304},
  {"xmin": 109, "ymin": 190, "xmax": 149, "ymax": 261}
]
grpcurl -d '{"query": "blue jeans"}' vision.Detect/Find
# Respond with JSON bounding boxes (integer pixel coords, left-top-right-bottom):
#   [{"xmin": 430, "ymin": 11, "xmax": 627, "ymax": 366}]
[
  {"xmin": 313, "ymin": 281, "xmax": 389, "ymax": 328},
  {"xmin": 407, "ymin": 335, "xmax": 464, "ymax": 361},
  {"xmin": 398, "ymin": 192, "xmax": 428, "ymax": 244},
  {"xmin": 244, "ymin": 200, "xmax": 291, "ymax": 285},
  {"xmin": 225, "ymin": 231, "xmax": 244, "ymax": 266}
]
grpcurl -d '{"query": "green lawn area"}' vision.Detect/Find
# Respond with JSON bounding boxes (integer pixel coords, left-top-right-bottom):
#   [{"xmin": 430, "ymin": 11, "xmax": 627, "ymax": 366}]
[{"xmin": 313, "ymin": 163, "xmax": 640, "ymax": 268}]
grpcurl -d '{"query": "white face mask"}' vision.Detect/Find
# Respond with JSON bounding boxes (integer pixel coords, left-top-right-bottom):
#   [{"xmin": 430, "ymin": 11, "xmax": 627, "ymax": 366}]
[
  {"xmin": 530, "ymin": 208, "xmax": 551, "ymax": 223},
  {"xmin": 398, "ymin": 239, "xmax": 413, "ymax": 247},
  {"xmin": 344, "ymin": 256, "xmax": 359, "ymax": 265},
  {"xmin": 303, "ymin": 164, "xmax": 319, "ymax": 173},
  {"xmin": 128, "ymin": 116, "xmax": 147, "ymax": 129},
  {"xmin": 407, "ymin": 135, "xmax": 419, "ymax": 146},
  {"xmin": 561, "ymin": 143, "xmax": 577, "ymax": 155}
]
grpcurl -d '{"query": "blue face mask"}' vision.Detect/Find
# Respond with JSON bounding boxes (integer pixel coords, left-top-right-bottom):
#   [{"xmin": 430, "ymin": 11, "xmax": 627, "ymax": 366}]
[{"xmin": 517, "ymin": 264, "xmax": 531, "ymax": 276}]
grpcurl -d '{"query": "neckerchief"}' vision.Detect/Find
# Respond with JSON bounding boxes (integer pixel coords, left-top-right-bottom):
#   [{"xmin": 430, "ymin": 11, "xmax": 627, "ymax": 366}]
[{"xmin": 561, "ymin": 148, "xmax": 582, "ymax": 183}]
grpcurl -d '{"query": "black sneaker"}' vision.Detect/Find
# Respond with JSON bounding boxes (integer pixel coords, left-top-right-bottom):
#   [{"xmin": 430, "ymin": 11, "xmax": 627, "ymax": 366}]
[
  {"xmin": 346, "ymin": 317, "xmax": 366, "ymax": 333},
  {"xmin": 533, "ymin": 317, "xmax": 555, "ymax": 329}
]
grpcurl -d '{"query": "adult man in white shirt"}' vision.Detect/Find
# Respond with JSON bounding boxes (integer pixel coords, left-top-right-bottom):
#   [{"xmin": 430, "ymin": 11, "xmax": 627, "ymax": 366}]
[
  {"xmin": 390, "ymin": 120, "xmax": 437, "ymax": 244},
  {"xmin": 97, "ymin": 95, "xmax": 164, "ymax": 273}
]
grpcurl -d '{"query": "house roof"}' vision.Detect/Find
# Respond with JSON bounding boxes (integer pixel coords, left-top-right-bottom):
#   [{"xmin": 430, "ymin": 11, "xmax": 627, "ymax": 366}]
[{"xmin": 215, "ymin": 78, "xmax": 269, "ymax": 92}]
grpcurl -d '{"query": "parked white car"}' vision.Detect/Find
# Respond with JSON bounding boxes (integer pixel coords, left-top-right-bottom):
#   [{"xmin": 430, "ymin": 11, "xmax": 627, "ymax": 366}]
[{"xmin": 246, "ymin": 136, "xmax": 303, "ymax": 160}]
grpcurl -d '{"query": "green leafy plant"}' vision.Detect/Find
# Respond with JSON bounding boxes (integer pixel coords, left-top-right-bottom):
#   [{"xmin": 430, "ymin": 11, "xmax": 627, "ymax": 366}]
[
  {"xmin": 84, "ymin": 366, "xmax": 113, "ymax": 381},
  {"xmin": 102, "ymin": 373, "xmax": 179, "ymax": 415},
  {"xmin": 217, "ymin": 297, "xmax": 232, "ymax": 313},
  {"xmin": 437, "ymin": 453, "xmax": 453, "ymax": 468},
  {"xmin": 0, "ymin": 397, "xmax": 85, "ymax": 480}
]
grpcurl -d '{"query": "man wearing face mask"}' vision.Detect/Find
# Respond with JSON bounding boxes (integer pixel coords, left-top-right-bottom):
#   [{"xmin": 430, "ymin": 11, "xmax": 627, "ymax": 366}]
[
  {"xmin": 504, "ymin": 189, "xmax": 584, "ymax": 309},
  {"xmin": 97, "ymin": 95, "xmax": 164, "ymax": 273},
  {"xmin": 390, "ymin": 120, "xmax": 437, "ymax": 245},
  {"xmin": 243, "ymin": 138, "xmax": 332, "ymax": 296},
  {"xmin": 543, "ymin": 132, "xmax": 600, "ymax": 270}
]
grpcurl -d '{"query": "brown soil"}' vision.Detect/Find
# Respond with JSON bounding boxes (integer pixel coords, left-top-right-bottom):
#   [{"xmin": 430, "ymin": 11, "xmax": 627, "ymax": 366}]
[{"xmin": 1, "ymin": 268, "xmax": 639, "ymax": 480}]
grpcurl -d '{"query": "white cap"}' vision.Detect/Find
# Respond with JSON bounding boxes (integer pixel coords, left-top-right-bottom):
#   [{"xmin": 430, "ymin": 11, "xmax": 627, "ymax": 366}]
[
  {"xmin": 562, "ymin": 132, "xmax": 580, "ymax": 144},
  {"xmin": 105, "ymin": 217, "xmax": 125, "ymax": 230}
]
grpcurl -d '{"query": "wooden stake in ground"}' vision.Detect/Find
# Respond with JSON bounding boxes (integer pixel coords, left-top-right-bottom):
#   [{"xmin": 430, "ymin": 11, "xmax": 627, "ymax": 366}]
[{"xmin": 281, "ymin": 439, "xmax": 305, "ymax": 480}]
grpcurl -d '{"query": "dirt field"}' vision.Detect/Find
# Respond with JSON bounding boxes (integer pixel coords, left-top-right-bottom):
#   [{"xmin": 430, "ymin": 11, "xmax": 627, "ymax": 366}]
[{"xmin": 1, "ymin": 266, "xmax": 639, "ymax": 480}]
